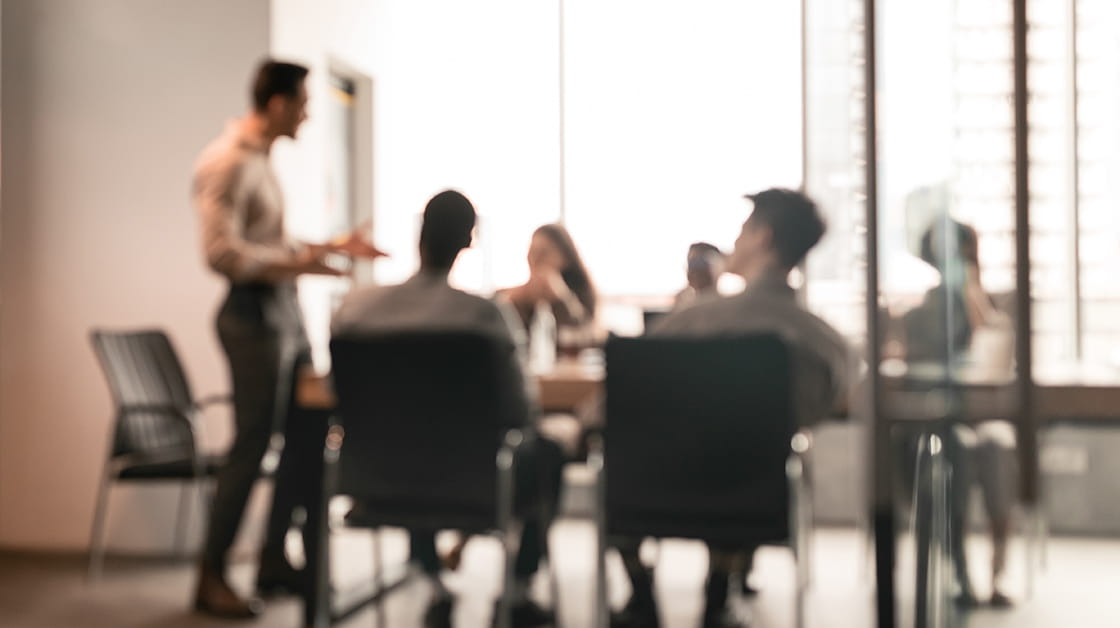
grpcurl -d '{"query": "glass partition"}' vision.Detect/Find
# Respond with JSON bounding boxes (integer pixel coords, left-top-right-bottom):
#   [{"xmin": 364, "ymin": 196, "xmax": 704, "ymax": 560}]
[{"xmin": 807, "ymin": 0, "xmax": 1120, "ymax": 626}]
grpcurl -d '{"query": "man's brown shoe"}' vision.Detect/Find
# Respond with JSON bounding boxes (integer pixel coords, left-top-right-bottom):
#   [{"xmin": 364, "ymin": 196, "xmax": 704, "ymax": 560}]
[{"xmin": 194, "ymin": 561, "xmax": 262, "ymax": 619}]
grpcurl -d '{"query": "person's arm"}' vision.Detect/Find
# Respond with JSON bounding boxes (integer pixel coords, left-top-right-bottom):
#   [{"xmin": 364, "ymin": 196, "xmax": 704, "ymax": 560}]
[
  {"xmin": 492, "ymin": 299, "xmax": 538, "ymax": 428},
  {"xmin": 506, "ymin": 271, "xmax": 590, "ymax": 328},
  {"xmin": 194, "ymin": 157, "xmax": 343, "ymax": 281},
  {"xmin": 316, "ymin": 220, "xmax": 390, "ymax": 260},
  {"xmin": 542, "ymin": 272, "xmax": 589, "ymax": 326},
  {"xmin": 963, "ymin": 264, "xmax": 998, "ymax": 329}
]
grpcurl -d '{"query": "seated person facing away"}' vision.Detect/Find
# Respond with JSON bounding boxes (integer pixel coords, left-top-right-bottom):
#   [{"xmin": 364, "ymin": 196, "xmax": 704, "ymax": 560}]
[
  {"xmin": 613, "ymin": 189, "xmax": 850, "ymax": 628},
  {"xmin": 896, "ymin": 216, "xmax": 1017, "ymax": 609},
  {"xmin": 672, "ymin": 241, "xmax": 726, "ymax": 310},
  {"xmin": 331, "ymin": 190, "xmax": 562, "ymax": 628},
  {"xmin": 498, "ymin": 223, "xmax": 598, "ymax": 353}
]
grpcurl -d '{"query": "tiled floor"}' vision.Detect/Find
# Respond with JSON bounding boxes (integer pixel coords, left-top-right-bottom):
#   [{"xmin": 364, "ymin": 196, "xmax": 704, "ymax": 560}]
[{"xmin": 2, "ymin": 523, "xmax": 1119, "ymax": 628}]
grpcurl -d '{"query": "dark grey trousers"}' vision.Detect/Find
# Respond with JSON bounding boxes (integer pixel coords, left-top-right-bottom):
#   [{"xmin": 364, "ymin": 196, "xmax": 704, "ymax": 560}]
[{"xmin": 202, "ymin": 283, "xmax": 327, "ymax": 571}]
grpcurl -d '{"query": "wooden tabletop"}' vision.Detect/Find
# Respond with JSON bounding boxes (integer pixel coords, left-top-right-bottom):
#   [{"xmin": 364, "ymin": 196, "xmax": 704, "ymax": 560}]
[
  {"xmin": 299, "ymin": 360, "xmax": 1120, "ymax": 423},
  {"xmin": 298, "ymin": 357, "xmax": 605, "ymax": 414}
]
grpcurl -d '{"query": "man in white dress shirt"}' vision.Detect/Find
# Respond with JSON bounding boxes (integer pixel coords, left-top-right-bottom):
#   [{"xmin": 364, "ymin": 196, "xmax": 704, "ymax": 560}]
[{"xmin": 192, "ymin": 59, "xmax": 385, "ymax": 619}]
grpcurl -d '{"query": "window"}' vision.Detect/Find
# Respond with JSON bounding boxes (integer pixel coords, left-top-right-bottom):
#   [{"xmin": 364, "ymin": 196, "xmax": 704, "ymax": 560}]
[{"xmin": 366, "ymin": 0, "xmax": 802, "ymax": 313}]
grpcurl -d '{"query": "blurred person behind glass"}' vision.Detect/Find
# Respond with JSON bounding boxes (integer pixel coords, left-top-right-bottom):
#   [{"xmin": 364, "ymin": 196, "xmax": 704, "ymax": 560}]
[{"xmin": 897, "ymin": 215, "xmax": 1017, "ymax": 609}]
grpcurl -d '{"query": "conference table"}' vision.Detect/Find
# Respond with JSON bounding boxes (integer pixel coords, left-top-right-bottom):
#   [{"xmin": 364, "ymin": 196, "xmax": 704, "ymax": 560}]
[
  {"xmin": 297, "ymin": 356, "xmax": 605, "ymax": 414},
  {"xmin": 294, "ymin": 358, "xmax": 1120, "ymax": 626},
  {"xmin": 298, "ymin": 359, "xmax": 1120, "ymax": 422}
]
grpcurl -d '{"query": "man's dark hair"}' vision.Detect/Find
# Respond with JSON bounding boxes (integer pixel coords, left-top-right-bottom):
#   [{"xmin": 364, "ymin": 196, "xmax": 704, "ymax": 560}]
[
  {"xmin": 251, "ymin": 60, "xmax": 309, "ymax": 111},
  {"xmin": 744, "ymin": 188, "xmax": 826, "ymax": 269},
  {"xmin": 419, "ymin": 190, "xmax": 477, "ymax": 270},
  {"xmin": 919, "ymin": 217, "xmax": 979, "ymax": 269},
  {"xmin": 687, "ymin": 241, "xmax": 723, "ymax": 260}
]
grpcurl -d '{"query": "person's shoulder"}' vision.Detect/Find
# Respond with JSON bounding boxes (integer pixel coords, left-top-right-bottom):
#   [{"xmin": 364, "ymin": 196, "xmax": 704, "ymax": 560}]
[
  {"xmin": 649, "ymin": 293, "xmax": 730, "ymax": 335},
  {"xmin": 805, "ymin": 308, "xmax": 846, "ymax": 341},
  {"xmin": 331, "ymin": 284, "xmax": 394, "ymax": 333},
  {"xmin": 792, "ymin": 306, "xmax": 850, "ymax": 364},
  {"xmin": 193, "ymin": 131, "xmax": 250, "ymax": 182},
  {"xmin": 453, "ymin": 288, "xmax": 509, "ymax": 320}
]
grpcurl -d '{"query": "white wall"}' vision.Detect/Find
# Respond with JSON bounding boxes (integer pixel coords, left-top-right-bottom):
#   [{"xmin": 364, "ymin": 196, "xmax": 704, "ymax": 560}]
[
  {"xmin": 270, "ymin": 0, "xmax": 379, "ymax": 368},
  {"xmin": 0, "ymin": 0, "xmax": 271, "ymax": 552}
]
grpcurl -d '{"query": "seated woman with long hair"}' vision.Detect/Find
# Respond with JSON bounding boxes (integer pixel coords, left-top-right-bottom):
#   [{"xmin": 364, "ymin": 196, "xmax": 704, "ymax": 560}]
[{"xmin": 499, "ymin": 223, "xmax": 597, "ymax": 340}]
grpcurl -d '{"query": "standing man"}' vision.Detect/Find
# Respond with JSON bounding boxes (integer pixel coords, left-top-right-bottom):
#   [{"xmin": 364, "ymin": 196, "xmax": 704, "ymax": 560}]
[{"xmin": 192, "ymin": 59, "xmax": 384, "ymax": 618}]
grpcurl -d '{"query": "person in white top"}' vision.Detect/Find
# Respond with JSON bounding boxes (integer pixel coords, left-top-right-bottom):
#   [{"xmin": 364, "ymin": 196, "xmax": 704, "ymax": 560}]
[
  {"xmin": 615, "ymin": 188, "xmax": 850, "ymax": 628},
  {"xmin": 332, "ymin": 190, "xmax": 561, "ymax": 627}
]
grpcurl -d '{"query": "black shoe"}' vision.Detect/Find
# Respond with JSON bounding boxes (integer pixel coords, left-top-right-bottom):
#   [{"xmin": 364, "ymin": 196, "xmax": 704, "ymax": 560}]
[
  {"xmin": 195, "ymin": 561, "xmax": 262, "ymax": 619},
  {"xmin": 424, "ymin": 593, "xmax": 454, "ymax": 628},
  {"xmin": 953, "ymin": 591, "xmax": 980, "ymax": 609},
  {"xmin": 611, "ymin": 597, "xmax": 660, "ymax": 628},
  {"xmin": 989, "ymin": 590, "xmax": 1014, "ymax": 608},
  {"xmin": 702, "ymin": 573, "xmax": 742, "ymax": 628},
  {"xmin": 733, "ymin": 574, "xmax": 759, "ymax": 598},
  {"xmin": 492, "ymin": 598, "xmax": 553, "ymax": 627},
  {"xmin": 702, "ymin": 607, "xmax": 748, "ymax": 628},
  {"xmin": 255, "ymin": 557, "xmax": 307, "ymax": 598}
]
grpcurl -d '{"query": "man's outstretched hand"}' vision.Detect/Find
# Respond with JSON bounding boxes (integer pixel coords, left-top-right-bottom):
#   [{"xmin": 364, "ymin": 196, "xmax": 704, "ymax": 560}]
[{"xmin": 329, "ymin": 221, "xmax": 389, "ymax": 260}]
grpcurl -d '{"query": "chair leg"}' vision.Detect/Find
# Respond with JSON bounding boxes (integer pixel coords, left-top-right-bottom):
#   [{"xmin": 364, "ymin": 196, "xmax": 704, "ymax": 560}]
[
  {"xmin": 787, "ymin": 453, "xmax": 808, "ymax": 628},
  {"xmin": 195, "ymin": 477, "xmax": 211, "ymax": 540},
  {"xmin": 590, "ymin": 448, "xmax": 609, "ymax": 628},
  {"xmin": 173, "ymin": 482, "xmax": 192, "ymax": 559},
  {"xmin": 372, "ymin": 529, "xmax": 385, "ymax": 628},
  {"xmin": 87, "ymin": 468, "xmax": 113, "ymax": 582},
  {"xmin": 495, "ymin": 432, "xmax": 519, "ymax": 628},
  {"xmin": 309, "ymin": 430, "xmax": 340, "ymax": 628},
  {"xmin": 547, "ymin": 550, "xmax": 561, "ymax": 627}
]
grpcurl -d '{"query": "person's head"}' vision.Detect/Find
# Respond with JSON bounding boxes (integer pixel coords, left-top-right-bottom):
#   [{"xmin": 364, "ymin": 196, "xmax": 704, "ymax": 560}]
[
  {"xmin": 528, "ymin": 224, "xmax": 596, "ymax": 316},
  {"xmin": 685, "ymin": 242, "xmax": 724, "ymax": 292},
  {"xmin": 918, "ymin": 217, "xmax": 979, "ymax": 291},
  {"xmin": 726, "ymin": 188, "xmax": 826, "ymax": 278},
  {"xmin": 919, "ymin": 217, "xmax": 979, "ymax": 270},
  {"xmin": 251, "ymin": 60, "xmax": 309, "ymax": 139},
  {"xmin": 419, "ymin": 190, "xmax": 477, "ymax": 272}
]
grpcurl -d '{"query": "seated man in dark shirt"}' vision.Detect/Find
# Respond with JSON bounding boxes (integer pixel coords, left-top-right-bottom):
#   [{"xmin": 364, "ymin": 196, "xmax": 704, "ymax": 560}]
[{"xmin": 332, "ymin": 190, "xmax": 562, "ymax": 627}]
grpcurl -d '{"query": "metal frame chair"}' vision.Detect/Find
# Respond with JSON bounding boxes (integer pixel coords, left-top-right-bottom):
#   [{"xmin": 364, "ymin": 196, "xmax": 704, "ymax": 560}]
[
  {"xmin": 312, "ymin": 331, "xmax": 542, "ymax": 628},
  {"xmin": 87, "ymin": 328, "xmax": 228, "ymax": 580},
  {"xmin": 590, "ymin": 334, "xmax": 814, "ymax": 628}
]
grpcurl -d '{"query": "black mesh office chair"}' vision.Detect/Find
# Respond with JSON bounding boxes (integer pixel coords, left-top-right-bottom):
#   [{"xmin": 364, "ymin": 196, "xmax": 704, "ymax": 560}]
[
  {"xmin": 87, "ymin": 329, "xmax": 229, "ymax": 579},
  {"xmin": 316, "ymin": 332, "xmax": 535, "ymax": 628},
  {"xmin": 591, "ymin": 334, "xmax": 813, "ymax": 628}
]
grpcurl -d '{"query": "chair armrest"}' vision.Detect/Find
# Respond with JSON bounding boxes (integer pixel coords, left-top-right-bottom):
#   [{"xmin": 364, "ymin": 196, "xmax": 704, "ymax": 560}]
[
  {"xmin": 195, "ymin": 393, "xmax": 232, "ymax": 408},
  {"xmin": 787, "ymin": 429, "xmax": 814, "ymax": 592},
  {"xmin": 119, "ymin": 402, "xmax": 193, "ymax": 423},
  {"xmin": 789, "ymin": 430, "xmax": 814, "ymax": 484},
  {"xmin": 117, "ymin": 403, "xmax": 201, "ymax": 448},
  {"xmin": 498, "ymin": 429, "xmax": 525, "ymax": 462},
  {"xmin": 585, "ymin": 431, "xmax": 605, "ymax": 470}
]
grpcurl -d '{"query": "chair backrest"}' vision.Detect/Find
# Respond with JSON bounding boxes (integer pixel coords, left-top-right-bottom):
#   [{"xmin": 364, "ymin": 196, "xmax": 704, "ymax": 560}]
[
  {"xmin": 89, "ymin": 329, "xmax": 196, "ymax": 459},
  {"xmin": 329, "ymin": 331, "xmax": 515, "ymax": 515},
  {"xmin": 604, "ymin": 334, "xmax": 794, "ymax": 545},
  {"xmin": 642, "ymin": 308, "xmax": 670, "ymax": 333}
]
